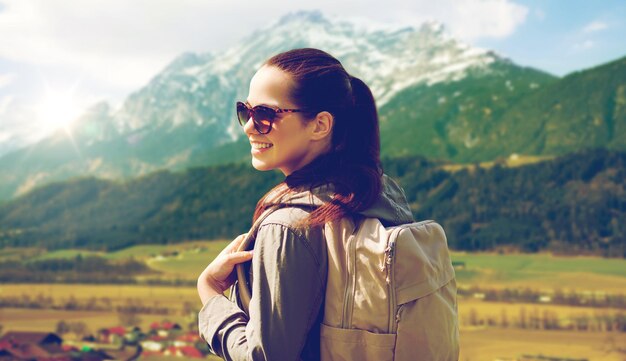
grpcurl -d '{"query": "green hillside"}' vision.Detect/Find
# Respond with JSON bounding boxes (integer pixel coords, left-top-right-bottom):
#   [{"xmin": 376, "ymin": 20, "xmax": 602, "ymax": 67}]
[
  {"xmin": 0, "ymin": 149, "xmax": 623, "ymax": 257},
  {"xmin": 495, "ymin": 55, "xmax": 626, "ymax": 156},
  {"xmin": 380, "ymin": 56, "xmax": 626, "ymax": 162},
  {"xmin": 379, "ymin": 61, "xmax": 557, "ymax": 162}
]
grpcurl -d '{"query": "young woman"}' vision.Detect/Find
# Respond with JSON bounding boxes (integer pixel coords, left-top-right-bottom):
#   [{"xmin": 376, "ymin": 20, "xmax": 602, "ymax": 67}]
[{"xmin": 196, "ymin": 48, "xmax": 417, "ymax": 360}]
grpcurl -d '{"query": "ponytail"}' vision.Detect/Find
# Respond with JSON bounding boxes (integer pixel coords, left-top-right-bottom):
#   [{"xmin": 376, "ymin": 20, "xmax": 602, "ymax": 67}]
[{"xmin": 334, "ymin": 75, "xmax": 381, "ymax": 171}]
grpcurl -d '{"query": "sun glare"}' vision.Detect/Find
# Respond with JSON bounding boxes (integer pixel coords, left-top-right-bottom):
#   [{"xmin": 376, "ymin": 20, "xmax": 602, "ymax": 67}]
[{"xmin": 36, "ymin": 86, "xmax": 82, "ymax": 134}]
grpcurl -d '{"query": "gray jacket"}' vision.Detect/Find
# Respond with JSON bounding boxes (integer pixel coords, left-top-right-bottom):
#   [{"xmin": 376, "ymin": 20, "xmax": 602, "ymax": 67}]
[{"xmin": 198, "ymin": 175, "xmax": 414, "ymax": 361}]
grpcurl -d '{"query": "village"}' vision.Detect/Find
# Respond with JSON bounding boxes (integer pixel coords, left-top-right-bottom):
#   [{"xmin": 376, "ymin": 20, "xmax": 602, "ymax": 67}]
[{"xmin": 0, "ymin": 320, "xmax": 211, "ymax": 360}]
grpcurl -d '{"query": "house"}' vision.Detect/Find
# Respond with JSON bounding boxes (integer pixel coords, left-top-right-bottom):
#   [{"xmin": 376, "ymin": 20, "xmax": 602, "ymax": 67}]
[
  {"xmin": 149, "ymin": 322, "xmax": 181, "ymax": 333},
  {"xmin": 97, "ymin": 326, "xmax": 128, "ymax": 344},
  {"xmin": 140, "ymin": 340, "xmax": 165, "ymax": 353},
  {"xmin": 0, "ymin": 332, "xmax": 63, "ymax": 347},
  {"xmin": 177, "ymin": 346, "xmax": 203, "ymax": 358},
  {"xmin": 149, "ymin": 322, "xmax": 181, "ymax": 331},
  {"xmin": 149, "ymin": 322, "xmax": 182, "ymax": 338},
  {"xmin": 97, "ymin": 326, "xmax": 127, "ymax": 344},
  {"xmin": 0, "ymin": 331, "xmax": 69, "ymax": 360},
  {"xmin": 163, "ymin": 345, "xmax": 204, "ymax": 358},
  {"xmin": 173, "ymin": 333, "xmax": 200, "ymax": 347}
]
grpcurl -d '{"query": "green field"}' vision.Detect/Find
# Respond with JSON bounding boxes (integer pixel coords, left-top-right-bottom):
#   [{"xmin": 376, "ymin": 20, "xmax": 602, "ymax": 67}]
[
  {"xmin": 452, "ymin": 251, "xmax": 626, "ymax": 277},
  {"xmin": 451, "ymin": 251, "xmax": 626, "ymax": 292},
  {"xmin": 3, "ymin": 242, "xmax": 626, "ymax": 292},
  {"xmin": 147, "ymin": 244, "xmax": 626, "ymax": 291}
]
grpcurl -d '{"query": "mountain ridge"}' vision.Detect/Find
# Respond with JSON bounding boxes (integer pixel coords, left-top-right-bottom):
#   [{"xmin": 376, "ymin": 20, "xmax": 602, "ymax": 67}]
[
  {"xmin": 0, "ymin": 148, "xmax": 622, "ymax": 257},
  {"xmin": 1, "ymin": 11, "xmax": 625, "ymax": 201},
  {"xmin": 0, "ymin": 10, "xmax": 524, "ymax": 200}
]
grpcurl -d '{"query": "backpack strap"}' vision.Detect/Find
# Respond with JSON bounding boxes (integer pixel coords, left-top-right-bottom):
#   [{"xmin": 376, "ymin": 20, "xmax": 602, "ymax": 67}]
[{"xmin": 235, "ymin": 205, "xmax": 281, "ymax": 314}]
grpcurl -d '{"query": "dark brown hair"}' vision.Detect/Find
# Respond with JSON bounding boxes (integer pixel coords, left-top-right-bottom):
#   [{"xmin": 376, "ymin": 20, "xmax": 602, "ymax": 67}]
[{"xmin": 253, "ymin": 48, "xmax": 382, "ymax": 226}]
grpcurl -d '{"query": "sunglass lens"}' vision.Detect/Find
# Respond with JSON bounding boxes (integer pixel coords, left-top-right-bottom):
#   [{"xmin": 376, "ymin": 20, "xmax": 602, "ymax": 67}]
[
  {"xmin": 235, "ymin": 102, "xmax": 276, "ymax": 134},
  {"xmin": 236, "ymin": 102, "xmax": 249, "ymax": 127},
  {"xmin": 253, "ymin": 106, "xmax": 275, "ymax": 134}
]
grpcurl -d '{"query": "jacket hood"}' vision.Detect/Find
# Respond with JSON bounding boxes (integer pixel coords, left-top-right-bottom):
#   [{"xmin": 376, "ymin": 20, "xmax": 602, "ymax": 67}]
[{"xmin": 266, "ymin": 174, "xmax": 414, "ymax": 226}]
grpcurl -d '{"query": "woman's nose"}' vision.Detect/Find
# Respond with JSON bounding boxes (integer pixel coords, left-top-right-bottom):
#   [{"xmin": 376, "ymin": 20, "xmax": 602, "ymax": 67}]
[{"xmin": 243, "ymin": 116, "xmax": 257, "ymax": 134}]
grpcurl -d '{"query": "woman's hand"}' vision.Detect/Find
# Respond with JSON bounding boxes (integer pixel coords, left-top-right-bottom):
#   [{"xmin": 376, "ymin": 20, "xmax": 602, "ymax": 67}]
[{"xmin": 197, "ymin": 233, "xmax": 253, "ymax": 306}]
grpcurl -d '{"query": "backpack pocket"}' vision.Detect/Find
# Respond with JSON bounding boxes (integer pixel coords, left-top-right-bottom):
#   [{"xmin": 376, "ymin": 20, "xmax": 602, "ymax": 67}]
[
  {"xmin": 393, "ymin": 278, "xmax": 460, "ymax": 361},
  {"xmin": 320, "ymin": 323, "xmax": 396, "ymax": 361}
]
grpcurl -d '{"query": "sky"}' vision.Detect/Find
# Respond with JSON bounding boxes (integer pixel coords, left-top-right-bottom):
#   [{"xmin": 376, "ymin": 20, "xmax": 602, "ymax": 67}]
[{"xmin": 0, "ymin": 0, "xmax": 625, "ymax": 149}]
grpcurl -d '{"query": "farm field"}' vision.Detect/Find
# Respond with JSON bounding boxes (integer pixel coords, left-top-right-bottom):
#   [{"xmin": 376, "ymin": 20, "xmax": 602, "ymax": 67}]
[
  {"xmin": 458, "ymin": 298, "xmax": 625, "ymax": 327},
  {"xmin": 2, "ymin": 246, "xmax": 625, "ymax": 360},
  {"xmin": 5, "ymin": 242, "xmax": 624, "ymax": 292},
  {"xmin": 0, "ymin": 284, "xmax": 199, "ymax": 310},
  {"xmin": 1, "ymin": 305, "xmax": 624, "ymax": 360},
  {"xmin": 459, "ymin": 328, "xmax": 625, "ymax": 361},
  {"xmin": 2, "ymin": 285, "xmax": 624, "ymax": 326},
  {"xmin": 144, "ymin": 246, "xmax": 626, "ymax": 292},
  {"xmin": 452, "ymin": 251, "xmax": 626, "ymax": 292},
  {"xmin": 0, "ymin": 307, "xmax": 181, "ymax": 335}
]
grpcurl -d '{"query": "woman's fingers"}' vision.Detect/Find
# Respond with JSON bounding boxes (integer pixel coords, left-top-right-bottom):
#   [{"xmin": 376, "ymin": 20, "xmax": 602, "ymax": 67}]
[
  {"xmin": 198, "ymin": 233, "xmax": 254, "ymax": 297},
  {"xmin": 225, "ymin": 250, "xmax": 254, "ymax": 265}
]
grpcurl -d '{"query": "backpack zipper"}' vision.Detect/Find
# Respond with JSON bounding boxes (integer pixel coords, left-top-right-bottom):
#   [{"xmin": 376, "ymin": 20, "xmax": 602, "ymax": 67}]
[
  {"xmin": 341, "ymin": 232, "xmax": 357, "ymax": 329},
  {"xmin": 385, "ymin": 231, "xmax": 398, "ymax": 333}
]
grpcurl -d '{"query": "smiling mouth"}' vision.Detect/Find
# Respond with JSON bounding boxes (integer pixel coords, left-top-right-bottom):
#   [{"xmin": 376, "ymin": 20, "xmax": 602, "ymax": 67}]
[{"xmin": 251, "ymin": 142, "xmax": 273, "ymax": 149}]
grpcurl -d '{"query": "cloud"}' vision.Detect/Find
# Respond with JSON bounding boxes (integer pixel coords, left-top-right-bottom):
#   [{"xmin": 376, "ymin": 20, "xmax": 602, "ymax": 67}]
[
  {"xmin": 0, "ymin": 72, "xmax": 15, "ymax": 88},
  {"xmin": 573, "ymin": 40, "xmax": 595, "ymax": 50},
  {"xmin": 0, "ymin": 95, "xmax": 13, "ymax": 114},
  {"xmin": 324, "ymin": 0, "xmax": 529, "ymax": 40},
  {"xmin": 582, "ymin": 21, "xmax": 608, "ymax": 33},
  {"xmin": 0, "ymin": 0, "xmax": 528, "ymax": 92},
  {"xmin": 0, "ymin": 95, "xmax": 48, "ymax": 154},
  {"xmin": 446, "ymin": 0, "xmax": 528, "ymax": 40}
]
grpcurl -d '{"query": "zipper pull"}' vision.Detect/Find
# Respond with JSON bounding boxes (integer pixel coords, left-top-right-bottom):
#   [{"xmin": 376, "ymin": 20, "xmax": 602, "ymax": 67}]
[
  {"xmin": 381, "ymin": 243, "xmax": 392, "ymax": 271},
  {"xmin": 381, "ymin": 246, "xmax": 389, "ymax": 272},
  {"xmin": 383, "ymin": 242, "xmax": 395, "ymax": 284}
]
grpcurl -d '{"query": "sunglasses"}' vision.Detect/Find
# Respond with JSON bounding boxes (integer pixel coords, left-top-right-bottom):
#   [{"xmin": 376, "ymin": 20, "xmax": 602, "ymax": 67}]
[{"xmin": 236, "ymin": 101, "xmax": 303, "ymax": 134}]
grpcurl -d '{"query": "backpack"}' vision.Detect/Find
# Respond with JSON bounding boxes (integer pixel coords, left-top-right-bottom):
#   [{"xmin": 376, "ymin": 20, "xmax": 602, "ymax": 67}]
[
  {"xmin": 320, "ymin": 217, "xmax": 459, "ymax": 361},
  {"xmin": 236, "ymin": 210, "xmax": 459, "ymax": 361}
]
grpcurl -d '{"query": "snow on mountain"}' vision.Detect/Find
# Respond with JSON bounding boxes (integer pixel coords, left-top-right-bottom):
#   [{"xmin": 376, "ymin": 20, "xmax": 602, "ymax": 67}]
[{"xmin": 108, "ymin": 10, "xmax": 501, "ymax": 139}]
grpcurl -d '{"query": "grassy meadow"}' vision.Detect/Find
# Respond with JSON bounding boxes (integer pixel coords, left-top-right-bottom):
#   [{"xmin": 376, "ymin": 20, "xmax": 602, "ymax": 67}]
[
  {"xmin": 1, "ymin": 242, "xmax": 626, "ymax": 360},
  {"xmin": 7, "ymin": 241, "xmax": 624, "ymax": 291}
]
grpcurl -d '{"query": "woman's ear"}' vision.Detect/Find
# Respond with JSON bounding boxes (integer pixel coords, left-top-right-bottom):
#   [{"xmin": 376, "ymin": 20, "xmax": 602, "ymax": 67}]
[{"xmin": 309, "ymin": 111, "xmax": 334, "ymax": 141}]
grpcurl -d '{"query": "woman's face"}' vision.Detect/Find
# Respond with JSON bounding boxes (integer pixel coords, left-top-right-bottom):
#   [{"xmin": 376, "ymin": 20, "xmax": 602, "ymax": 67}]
[{"xmin": 244, "ymin": 65, "xmax": 325, "ymax": 176}]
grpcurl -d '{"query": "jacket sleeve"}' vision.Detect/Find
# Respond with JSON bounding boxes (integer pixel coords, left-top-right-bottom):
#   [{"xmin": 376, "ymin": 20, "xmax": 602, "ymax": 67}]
[{"xmin": 198, "ymin": 222, "xmax": 326, "ymax": 361}]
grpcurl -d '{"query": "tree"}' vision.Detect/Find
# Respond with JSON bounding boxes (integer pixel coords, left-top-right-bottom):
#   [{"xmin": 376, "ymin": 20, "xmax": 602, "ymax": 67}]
[
  {"xmin": 500, "ymin": 309, "xmax": 509, "ymax": 328},
  {"xmin": 468, "ymin": 308, "xmax": 479, "ymax": 326},
  {"xmin": 118, "ymin": 310, "xmax": 142, "ymax": 328},
  {"xmin": 518, "ymin": 307, "xmax": 527, "ymax": 329},
  {"xmin": 69, "ymin": 321, "xmax": 88, "ymax": 340},
  {"xmin": 56, "ymin": 320, "xmax": 70, "ymax": 336}
]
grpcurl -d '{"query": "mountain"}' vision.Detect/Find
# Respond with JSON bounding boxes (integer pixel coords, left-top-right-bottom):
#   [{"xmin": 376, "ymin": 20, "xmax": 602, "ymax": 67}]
[
  {"xmin": 492, "ymin": 55, "xmax": 626, "ymax": 156},
  {"xmin": 0, "ymin": 10, "xmax": 547, "ymax": 200},
  {"xmin": 379, "ymin": 61, "xmax": 555, "ymax": 162},
  {"xmin": 380, "ymin": 54, "xmax": 626, "ymax": 162},
  {"xmin": 0, "ymin": 149, "xmax": 623, "ymax": 257}
]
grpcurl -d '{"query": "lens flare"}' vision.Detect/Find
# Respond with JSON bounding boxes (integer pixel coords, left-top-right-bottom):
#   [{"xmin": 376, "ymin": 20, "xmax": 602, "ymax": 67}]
[{"xmin": 35, "ymin": 85, "xmax": 81, "ymax": 134}]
